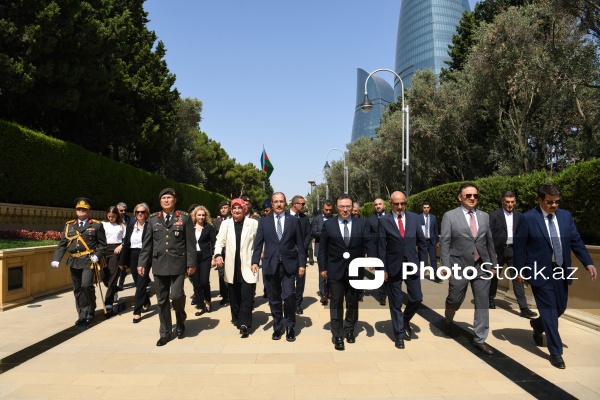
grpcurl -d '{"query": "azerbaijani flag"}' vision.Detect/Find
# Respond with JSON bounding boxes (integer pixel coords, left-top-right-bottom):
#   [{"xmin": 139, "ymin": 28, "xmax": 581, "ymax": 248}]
[{"xmin": 260, "ymin": 147, "xmax": 274, "ymax": 179}]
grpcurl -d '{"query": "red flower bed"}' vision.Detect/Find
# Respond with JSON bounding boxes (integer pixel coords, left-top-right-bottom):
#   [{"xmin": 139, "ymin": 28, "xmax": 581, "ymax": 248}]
[{"xmin": 0, "ymin": 229, "xmax": 62, "ymax": 241}]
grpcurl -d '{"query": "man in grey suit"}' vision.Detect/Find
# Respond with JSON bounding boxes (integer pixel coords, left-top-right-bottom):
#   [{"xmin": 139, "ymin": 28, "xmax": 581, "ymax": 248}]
[
  {"xmin": 138, "ymin": 188, "xmax": 196, "ymax": 346},
  {"xmin": 488, "ymin": 191, "xmax": 537, "ymax": 318},
  {"xmin": 441, "ymin": 183, "xmax": 497, "ymax": 355}
]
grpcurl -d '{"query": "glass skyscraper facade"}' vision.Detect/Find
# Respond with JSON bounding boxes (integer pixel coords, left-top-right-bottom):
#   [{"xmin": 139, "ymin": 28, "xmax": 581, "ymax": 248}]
[
  {"xmin": 395, "ymin": 0, "xmax": 470, "ymax": 95},
  {"xmin": 350, "ymin": 68, "xmax": 395, "ymax": 142}
]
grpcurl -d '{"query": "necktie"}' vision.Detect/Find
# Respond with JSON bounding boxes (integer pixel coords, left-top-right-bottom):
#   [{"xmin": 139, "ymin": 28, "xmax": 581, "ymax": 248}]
[
  {"xmin": 398, "ymin": 215, "xmax": 405, "ymax": 239},
  {"xmin": 343, "ymin": 220, "xmax": 350, "ymax": 246},
  {"xmin": 547, "ymin": 214, "xmax": 563, "ymax": 266},
  {"xmin": 165, "ymin": 214, "xmax": 171, "ymax": 225},
  {"xmin": 425, "ymin": 215, "xmax": 430, "ymax": 239},
  {"xmin": 79, "ymin": 221, "xmax": 83, "ymax": 228},
  {"xmin": 276, "ymin": 215, "xmax": 283, "ymax": 241},
  {"xmin": 469, "ymin": 210, "xmax": 479, "ymax": 261}
]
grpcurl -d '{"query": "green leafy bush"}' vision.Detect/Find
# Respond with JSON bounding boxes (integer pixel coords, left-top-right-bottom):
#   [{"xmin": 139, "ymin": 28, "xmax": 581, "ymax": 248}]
[{"xmin": 0, "ymin": 120, "xmax": 227, "ymax": 214}]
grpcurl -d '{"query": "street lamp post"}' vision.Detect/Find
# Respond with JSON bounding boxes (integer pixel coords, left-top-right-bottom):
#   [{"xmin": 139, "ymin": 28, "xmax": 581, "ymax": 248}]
[
  {"xmin": 323, "ymin": 148, "xmax": 348, "ymax": 195},
  {"xmin": 322, "ymin": 162, "xmax": 330, "ymax": 200},
  {"xmin": 309, "ymin": 172, "xmax": 324, "ymax": 211},
  {"xmin": 360, "ymin": 68, "xmax": 410, "ymax": 196}
]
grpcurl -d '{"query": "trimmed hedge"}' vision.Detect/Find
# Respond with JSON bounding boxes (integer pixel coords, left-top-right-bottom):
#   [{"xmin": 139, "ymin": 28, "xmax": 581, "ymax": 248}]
[
  {"xmin": 402, "ymin": 159, "xmax": 600, "ymax": 245},
  {"xmin": 0, "ymin": 120, "xmax": 228, "ymax": 215}
]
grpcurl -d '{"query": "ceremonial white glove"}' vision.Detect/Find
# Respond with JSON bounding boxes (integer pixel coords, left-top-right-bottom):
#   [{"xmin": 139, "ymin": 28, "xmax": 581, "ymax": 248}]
[
  {"xmin": 90, "ymin": 255, "xmax": 99, "ymax": 263},
  {"xmin": 51, "ymin": 261, "xmax": 59, "ymax": 268}
]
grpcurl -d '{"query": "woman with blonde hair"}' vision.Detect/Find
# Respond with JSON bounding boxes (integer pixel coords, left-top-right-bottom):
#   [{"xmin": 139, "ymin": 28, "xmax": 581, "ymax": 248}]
[
  {"xmin": 191, "ymin": 205, "xmax": 216, "ymax": 315},
  {"xmin": 119, "ymin": 203, "xmax": 152, "ymax": 323}
]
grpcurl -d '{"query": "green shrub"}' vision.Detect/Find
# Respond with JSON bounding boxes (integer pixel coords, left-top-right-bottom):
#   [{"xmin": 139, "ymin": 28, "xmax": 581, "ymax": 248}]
[{"xmin": 0, "ymin": 120, "xmax": 227, "ymax": 214}]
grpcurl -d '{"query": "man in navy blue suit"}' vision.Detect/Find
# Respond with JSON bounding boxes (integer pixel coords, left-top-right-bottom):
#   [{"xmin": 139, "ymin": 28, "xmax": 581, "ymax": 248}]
[
  {"xmin": 378, "ymin": 191, "xmax": 427, "ymax": 349},
  {"xmin": 419, "ymin": 201, "xmax": 441, "ymax": 283},
  {"xmin": 514, "ymin": 184, "xmax": 596, "ymax": 369},
  {"xmin": 319, "ymin": 194, "xmax": 373, "ymax": 350},
  {"xmin": 252, "ymin": 192, "xmax": 306, "ymax": 342}
]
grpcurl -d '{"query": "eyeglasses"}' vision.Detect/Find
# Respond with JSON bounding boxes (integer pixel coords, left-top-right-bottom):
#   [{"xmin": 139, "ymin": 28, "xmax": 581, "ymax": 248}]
[
  {"xmin": 135, "ymin": 211, "xmax": 146, "ymax": 215},
  {"xmin": 295, "ymin": 202, "xmax": 306, "ymax": 206},
  {"xmin": 118, "ymin": 210, "xmax": 126, "ymax": 213},
  {"xmin": 463, "ymin": 194, "xmax": 479, "ymax": 199},
  {"xmin": 392, "ymin": 202, "xmax": 407, "ymax": 206},
  {"xmin": 337, "ymin": 205, "xmax": 352, "ymax": 209},
  {"xmin": 544, "ymin": 199, "xmax": 561, "ymax": 205}
]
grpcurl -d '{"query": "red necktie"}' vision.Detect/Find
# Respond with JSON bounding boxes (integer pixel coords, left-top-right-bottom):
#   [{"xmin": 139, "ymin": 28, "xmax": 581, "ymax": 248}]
[{"xmin": 398, "ymin": 215, "xmax": 405, "ymax": 239}]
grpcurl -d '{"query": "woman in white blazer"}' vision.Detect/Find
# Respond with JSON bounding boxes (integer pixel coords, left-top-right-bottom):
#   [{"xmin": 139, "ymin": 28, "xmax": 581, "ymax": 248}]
[{"xmin": 213, "ymin": 198, "xmax": 259, "ymax": 338}]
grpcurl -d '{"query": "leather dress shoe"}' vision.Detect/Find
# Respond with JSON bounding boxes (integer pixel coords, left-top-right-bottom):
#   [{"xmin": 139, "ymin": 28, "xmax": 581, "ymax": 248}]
[
  {"xmin": 520, "ymin": 308, "xmax": 538, "ymax": 319},
  {"xmin": 156, "ymin": 334, "xmax": 171, "ymax": 346},
  {"xmin": 75, "ymin": 317, "xmax": 86, "ymax": 326},
  {"xmin": 333, "ymin": 337, "xmax": 345, "ymax": 350},
  {"xmin": 550, "ymin": 355, "xmax": 566, "ymax": 369},
  {"xmin": 296, "ymin": 308, "xmax": 303, "ymax": 315},
  {"xmin": 132, "ymin": 315, "xmax": 141, "ymax": 324},
  {"xmin": 240, "ymin": 325, "xmax": 249, "ymax": 338},
  {"xmin": 104, "ymin": 309, "xmax": 115, "ymax": 319},
  {"xmin": 85, "ymin": 312, "xmax": 94, "ymax": 324},
  {"xmin": 286, "ymin": 327, "xmax": 296, "ymax": 342},
  {"xmin": 489, "ymin": 299, "xmax": 496, "ymax": 309},
  {"xmin": 531, "ymin": 319, "xmax": 544, "ymax": 346},
  {"xmin": 442, "ymin": 319, "xmax": 452, "ymax": 335},
  {"xmin": 345, "ymin": 333, "xmax": 355, "ymax": 344},
  {"xmin": 272, "ymin": 330, "xmax": 282, "ymax": 340},
  {"xmin": 395, "ymin": 338, "xmax": 405, "ymax": 349},
  {"xmin": 472, "ymin": 341, "xmax": 494, "ymax": 355},
  {"xmin": 176, "ymin": 323, "xmax": 185, "ymax": 339},
  {"xmin": 379, "ymin": 299, "xmax": 387, "ymax": 306},
  {"xmin": 320, "ymin": 296, "xmax": 328, "ymax": 305},
  {"xmin": 404, "ymin": 321, "xmax": 412, "ymax": 340}
]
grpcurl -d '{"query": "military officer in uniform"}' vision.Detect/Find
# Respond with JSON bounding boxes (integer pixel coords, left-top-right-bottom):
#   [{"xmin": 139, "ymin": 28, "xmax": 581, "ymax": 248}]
[
  {"xmin": 51, "ymin": 198, "xmax": 107, "ymax": 325},
  {"xmin": 138, "ymin": 188, "xmax": 196, "ymax": 346}
]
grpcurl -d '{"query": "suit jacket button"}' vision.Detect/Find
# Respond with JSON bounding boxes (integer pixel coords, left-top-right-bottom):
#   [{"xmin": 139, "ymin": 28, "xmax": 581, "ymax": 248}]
[
  {"xmin": 166, "ymin": 235, "xmax": 169, "ymax": 238},
  {"xmin": 166, "ymin": 249, "xmax": 169, "ymax": 253}
]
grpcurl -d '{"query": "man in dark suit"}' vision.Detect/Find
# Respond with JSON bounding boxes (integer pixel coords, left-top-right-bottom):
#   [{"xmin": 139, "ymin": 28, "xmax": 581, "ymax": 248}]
[
  {"xmin": 319, "ymin": 194, "xmax": 373, "ymax": 350},
  {"xmin": 289, "ymin": 195, "xmax": 312, "ymax": 315},
  {"xmin": 489, "ymin": 191, "xmax": 536, "ymax": 318},
  {"xmin": 138, "ymin": 188, "xmax": 196, "ymax": 346},
  {"xmin": 116, "ymin": 202, "xmax": 130, "ymax": 290},
  {"xmin": 311, "ymin": 200, "xmax": 333, "ymax": 305},
  {"xmin": 213, "ymin": 200, "xmax": 231, "ymax": 305},
  {"xmin": 419, "ymin": 201, "xmax": 441, "ymax": 283},
  {"xmin": 378, "ymin": 191, "xmax": 427, "ymax": 349},
  {"xmin": 52, "ymin": 198, "xmax": 107, "ymax": 325},
  {"xmin": 514, "ymin": 184, "xmax": 596, "ymax": 369},
  {"xmin": 367, "ymin": 197, "xmax": 388, "ymax": 305},
  {"xmin": 252, "ymin": 192, "xmax": 306, "ymax": 342},
  {"xmin": 441, "ymin": 183, "xmax": 497, "ymax": 355}
]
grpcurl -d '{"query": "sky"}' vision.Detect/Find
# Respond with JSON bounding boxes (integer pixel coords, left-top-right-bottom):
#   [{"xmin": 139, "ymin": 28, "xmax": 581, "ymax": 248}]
[{"xmin": 143, "ymin": 0, "xmax": 478, "ymax": 201}]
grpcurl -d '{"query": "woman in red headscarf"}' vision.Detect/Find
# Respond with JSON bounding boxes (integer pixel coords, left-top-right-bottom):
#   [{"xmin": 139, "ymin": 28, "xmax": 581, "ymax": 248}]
[{"xmin": 213, "ymin": 198, "xmax": 259, "ymax": 338}]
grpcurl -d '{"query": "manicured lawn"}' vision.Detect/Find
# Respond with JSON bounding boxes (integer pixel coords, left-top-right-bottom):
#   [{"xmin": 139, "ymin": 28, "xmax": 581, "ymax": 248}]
[{"xmin": 0, "ymin": 239, "xmax": 59, "ymax": 250}]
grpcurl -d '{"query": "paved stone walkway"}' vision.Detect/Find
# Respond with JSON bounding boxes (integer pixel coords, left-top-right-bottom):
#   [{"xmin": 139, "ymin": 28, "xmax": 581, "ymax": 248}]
[{"xmin": 0, "ymin": 266, "xmax": 599, "ymax": 399}]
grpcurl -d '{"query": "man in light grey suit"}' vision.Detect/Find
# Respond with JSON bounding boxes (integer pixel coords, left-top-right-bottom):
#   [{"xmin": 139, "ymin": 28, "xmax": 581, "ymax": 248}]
[{"xmin": 441, "ymin": 182, "xmax": 497, "ymax": 355}]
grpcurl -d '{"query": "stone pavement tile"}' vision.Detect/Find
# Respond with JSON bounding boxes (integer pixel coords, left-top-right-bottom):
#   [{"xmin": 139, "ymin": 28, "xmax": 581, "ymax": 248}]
[
  {"xmin": 0, "ymin": 384, "xmax": 109, "ymax": 398},
  {"xmin": 295, "ymin": 383, "xmax": 393, "ymax": 399},
  {"xmin": 478, "ymin": 380, "xmax": 536, "ymax": 395},
  {"xmin": 376, "ymin": 360, "xmax": 462, "ymax": 372},
  {"xmin": 338, "ymin": 371, "xmax": 430, "ymax": 385},
  {"xmin": 213, "ymin": 363, "xmax": 294, "ymax": 375},
  {"xmin": 442, "ymin": 395, "xmax": 535, "ymax": 400},
  {"xmin": 100, "ymin": 385, "xmax": 200, "ymax": 400},
  {"xmin": 199, "ymin": 385, "xmax": 295, "ymax": 399},
  {"xmin": 45, "ymin": 344, "xmax": 90, "ymax": 354},
  {"xmin": 178, "ymin": 352, "xmax": 257, "ymax": 365},
  {"xmin": 423, "ymin": 369, "xmax": 508, "ymax": 384},
  {"xmin": 222, "ymin": 343, "xmax": 294, "ymax": 354},
  {"xmin": 296, "ymin": 362, "xmax": 380, "ymax": 374},
  {"xmin": 332, "ymin": 350, "xmax": 411, "ymax": 363},
  {"xmin": 255, "ymin": 351, "xmax": 334, "ymax": 364},
  {"xmin": 293, "ymin": 342, "xmax": 350, "ymax": 353},
  {"xmin": 579, "ymin": 381, "xmax": 600, "ymax": 396},
  {"xmin": 129, "ymin": 363, "xmax": 215, "ymax": 375},
  {"xmin": 73, "ymin": 373, "xmax": 164, "ymax": 386},
  {"xmin": 105, "ymin": 352, "xmax": 184, "ymax": 364},
  {"xmin": 159, "ymin": 374, "xmax": 251, "ymax": 388},
  {"xmin": 249, "ymin": 372, "xmax": 339, "ymax": 386},
  {"xmin": 0, "ymin": 383, "xmax": 20, "ymax": 398},
  {"xmin": 387, "ymin": 381, "xmax": 489, "ymax": 397},
  {"xmin": 550, "ymin": 382, "xmax": 600, "ymax": 400},
  {"xmin": 0, "ymin": 372, "xmax": 81, "ymax": 385}
]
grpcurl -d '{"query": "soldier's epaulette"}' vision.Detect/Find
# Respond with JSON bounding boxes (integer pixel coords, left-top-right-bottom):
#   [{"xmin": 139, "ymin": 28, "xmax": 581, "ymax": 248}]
[
  {"xmin": 150, "ymin": 212, "xmax": 159, "ymax": 218},
  {"xmin": 91, "ymin": 219, "xmax": 101, "ymax": 224},
  {"xmin": 177, "ymin": 210, "xmax": 189, "ymax": 216},
  {"xmin": 66, "ymin": 219, "xmax": 75, "ymax": 225}
]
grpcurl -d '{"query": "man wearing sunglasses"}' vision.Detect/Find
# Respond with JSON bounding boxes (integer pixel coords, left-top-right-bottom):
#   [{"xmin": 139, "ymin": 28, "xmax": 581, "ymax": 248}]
[
  {"xmin": 513, "ymin": 184, "xmax": 596, "ymax": 369},
  {"xmin": 441, "ymin": 183, "xmax": 497, "ymax": 355}
]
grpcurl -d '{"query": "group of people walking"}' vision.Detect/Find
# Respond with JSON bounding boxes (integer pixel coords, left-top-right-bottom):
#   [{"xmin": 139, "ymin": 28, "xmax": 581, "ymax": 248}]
[{"xmin": 51, "ymin": 183, "xmax": 596, "ymax": 369}]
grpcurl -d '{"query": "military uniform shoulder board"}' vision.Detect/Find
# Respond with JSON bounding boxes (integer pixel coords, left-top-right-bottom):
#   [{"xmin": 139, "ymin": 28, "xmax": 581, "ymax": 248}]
[
  {"xmin": 91, "ymin": 219, "xmax": 101, "ymax": 224},
  {"xmin": 150, "ymin": 212, "xmax": 159, "ymax": 218},
  {"xmin": 66, "ymin": 219, "xmax": 76, "ymax": 225},
  {"xmin": 176, "ymin": 210, "xmax": 188, "ymax": 217}
]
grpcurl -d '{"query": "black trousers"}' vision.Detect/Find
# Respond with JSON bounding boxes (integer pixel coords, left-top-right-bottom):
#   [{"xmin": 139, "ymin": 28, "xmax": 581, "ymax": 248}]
[
  {"xmin": 154, "ymin": 274, "xmax": 186, "ymax": 338},
  {"xmin": 104, "ymin": 244, "xmax": 121, "ymax": 308},
  {"xmin": 489, "ymin": 247, "xmax": 528, "ymax": 309},
  {"xmin": 295, "ymin": 269, "xmax": 306, "ymax": 309},
  {"xmin": 265, "ymin": 262, "xmax": 296, "ymax": 331},
  {"xmin": 192, "ymin": 252, "xmax": 212, "ymax": 305},
  {"xmin": 126, "ymin": 248, "xmax": 151, "ymax": 316},
  {"xmin": 328, "ymin": 277, "xmax": 358, "ymax": 338},
  {"xmin": 70, "ymin": 266, "xmax": 96, "ymax": 318},
  {"xmin": 229, "ymin": 280, "xmax": 255, "ymax": 328}
]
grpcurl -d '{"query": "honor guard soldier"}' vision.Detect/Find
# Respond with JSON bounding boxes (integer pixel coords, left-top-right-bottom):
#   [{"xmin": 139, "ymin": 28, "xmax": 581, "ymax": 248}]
[
  {"xmin": 51, "ymin": 198, "xmax": 107, "ymax": 325},
  {"xmin": 138, "ymin": 188, "xmax": 196, "ymax": 346}
]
